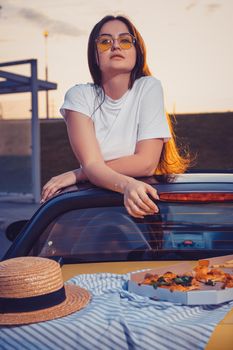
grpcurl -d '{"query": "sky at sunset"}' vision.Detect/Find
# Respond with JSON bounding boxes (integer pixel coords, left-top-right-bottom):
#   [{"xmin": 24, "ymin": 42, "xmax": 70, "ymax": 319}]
[{"xmin": 0, "ymin": 0, "xmax": 233, "ymax": 118}]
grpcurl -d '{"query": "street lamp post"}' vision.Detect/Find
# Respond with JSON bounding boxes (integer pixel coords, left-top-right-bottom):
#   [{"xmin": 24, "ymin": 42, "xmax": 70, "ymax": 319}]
[{"xmin": 43, "ymin": 30, "xmax": 49, "ymax": 119}]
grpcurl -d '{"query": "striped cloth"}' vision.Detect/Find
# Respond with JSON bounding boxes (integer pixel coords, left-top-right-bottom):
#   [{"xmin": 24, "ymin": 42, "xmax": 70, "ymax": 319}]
[{"xmin": 0, "ymin": 272, "xmax": 233, "ymax": 350}]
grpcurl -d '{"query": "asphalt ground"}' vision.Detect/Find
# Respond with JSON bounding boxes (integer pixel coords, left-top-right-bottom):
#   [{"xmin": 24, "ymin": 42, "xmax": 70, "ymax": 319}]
[{"xmin": 0, "ymin": 199, "xmax": 40, "ymax": 259}]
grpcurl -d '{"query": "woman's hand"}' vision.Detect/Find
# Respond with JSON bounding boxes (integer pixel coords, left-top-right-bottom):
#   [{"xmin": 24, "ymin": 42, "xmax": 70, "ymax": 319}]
[
  {"xmin": 123, "ymin": 179, "xmax": 159, "ymax": 218},
  {"xmin": 41, "ymin": 170, "xmax": 81, "ymax": 203}
]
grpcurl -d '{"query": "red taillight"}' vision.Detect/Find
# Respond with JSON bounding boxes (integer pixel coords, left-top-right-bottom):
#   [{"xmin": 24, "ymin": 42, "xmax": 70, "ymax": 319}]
[
  {"xmin": 183, "ymin": 240, "xmax": 194, "ymax": 246},
  {"xmin": 159, "ymin": 192, "xmax": 233, "ymax": 203}
]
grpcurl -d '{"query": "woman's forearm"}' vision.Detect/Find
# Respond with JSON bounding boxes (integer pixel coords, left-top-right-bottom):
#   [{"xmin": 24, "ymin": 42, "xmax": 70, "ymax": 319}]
[
  {"xmin": 75, "ymin": 153, "xmax": 157, "ymax": 182},
  {"xmin": 83, "ymin": 161, "xmax": 132, "ymax": 194},
  {"xmin": 82, "ymin": 161, "xmax": 159, "ymax": 219},
  {"xmin": 73, "ymin": 139, "xmax": 163, "ymax": 182},
  {"xmin": 107, "ymin": 139, "xmax": 163, "ymax": 177},
  {"xmin": 106, "ymin": 154, "xmax": 156, "ymax": 177}
]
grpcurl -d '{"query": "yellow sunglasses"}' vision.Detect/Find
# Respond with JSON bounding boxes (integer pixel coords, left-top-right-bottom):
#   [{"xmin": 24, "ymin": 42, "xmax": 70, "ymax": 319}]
[{"xmin": 95, "ymin": 33, "xmax": 136, "ymax": 52}]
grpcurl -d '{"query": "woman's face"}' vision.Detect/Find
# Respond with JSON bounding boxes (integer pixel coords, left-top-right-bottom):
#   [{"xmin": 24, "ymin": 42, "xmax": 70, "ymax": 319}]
[{"xmin": 96, "ymin": 20, "xmax": 137, "ymax": 79}]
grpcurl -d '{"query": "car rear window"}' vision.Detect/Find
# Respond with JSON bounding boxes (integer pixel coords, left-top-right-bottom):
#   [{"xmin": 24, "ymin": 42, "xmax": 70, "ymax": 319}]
[{"xmin": 29, "ymin": 201, "xmax": 233, "ymax": 262}]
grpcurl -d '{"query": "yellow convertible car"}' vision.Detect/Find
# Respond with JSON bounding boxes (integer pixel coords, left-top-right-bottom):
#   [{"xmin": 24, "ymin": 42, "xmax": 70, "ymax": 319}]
[{"xmin": 1, "ymin": 173, "xmax": 233, "ymax": 349}]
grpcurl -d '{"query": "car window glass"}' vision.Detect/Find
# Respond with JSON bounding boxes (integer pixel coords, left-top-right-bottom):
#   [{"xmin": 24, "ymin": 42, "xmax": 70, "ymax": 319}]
[{"xmin": 28, "ymin": 202, "xmax": 233, "ymax": 262}]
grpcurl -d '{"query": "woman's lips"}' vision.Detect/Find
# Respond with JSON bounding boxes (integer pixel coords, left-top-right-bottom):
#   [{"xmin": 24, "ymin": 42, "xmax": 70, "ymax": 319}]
[{"xmin": 110, "ymin": 54, "xmax": 124, "ymax": 59}]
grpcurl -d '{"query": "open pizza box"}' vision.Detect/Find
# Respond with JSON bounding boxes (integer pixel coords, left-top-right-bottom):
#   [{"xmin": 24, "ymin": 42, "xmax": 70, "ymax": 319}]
[{"xmin": 128, "ymin": 255, "xmax": 233, "ymax": 305}]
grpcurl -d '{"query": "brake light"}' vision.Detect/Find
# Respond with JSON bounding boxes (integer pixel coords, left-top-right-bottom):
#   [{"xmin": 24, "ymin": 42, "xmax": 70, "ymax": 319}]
[
  {"xmin": 159, "ymin": 192, "xmax": 233, "ymax": 203},
  {"xmin": 183, "ymin": 240, "xmax": 194, "ymax": 246}
]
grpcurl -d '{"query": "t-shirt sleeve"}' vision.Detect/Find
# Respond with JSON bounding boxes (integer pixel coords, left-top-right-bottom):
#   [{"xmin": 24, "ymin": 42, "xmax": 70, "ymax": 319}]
[
  {"xmin": 60, "ymin": 84, "xmax": 91, "ymax": 119},
  {"xmin": 137, "ymin": 79, "xmax": 171, "ymax": 142}
]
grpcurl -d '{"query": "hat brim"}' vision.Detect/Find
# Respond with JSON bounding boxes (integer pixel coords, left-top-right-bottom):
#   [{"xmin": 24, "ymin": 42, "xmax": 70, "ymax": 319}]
[{"xmin": 0, "ymin": 284, "xmax": 91, "ymax": 326}]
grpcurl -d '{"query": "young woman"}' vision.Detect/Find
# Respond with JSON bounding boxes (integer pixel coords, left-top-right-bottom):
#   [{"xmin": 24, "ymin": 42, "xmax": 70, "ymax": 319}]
[{"xmin": 41, "ymin": 15, "xmax": 189, "ymax": 218}]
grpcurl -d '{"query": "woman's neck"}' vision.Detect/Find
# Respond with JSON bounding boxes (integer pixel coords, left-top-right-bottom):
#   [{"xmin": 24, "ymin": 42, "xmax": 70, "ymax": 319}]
[{"xmin": 102, "ymin": 73, "xmax": 130, "ymax": 100}]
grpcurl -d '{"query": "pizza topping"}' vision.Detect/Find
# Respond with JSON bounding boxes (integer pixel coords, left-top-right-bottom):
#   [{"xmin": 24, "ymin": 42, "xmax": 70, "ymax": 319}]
[
  {"xmin": 139, "ymin": 259, "xmax": 233, "ymax": 292},
  {"xmin": 193, "ymin": 260, "xmax": 233, "ymax": 286},
  {"xmin": 139, "ymin": 272, "xmax": 200, "ymax": 292}
]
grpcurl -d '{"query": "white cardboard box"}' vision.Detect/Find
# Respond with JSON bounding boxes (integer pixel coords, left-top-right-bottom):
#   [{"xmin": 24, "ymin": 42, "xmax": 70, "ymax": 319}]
[{"xmin": 128, "ymin": 255, "xmax": 233, "ymax": 305}]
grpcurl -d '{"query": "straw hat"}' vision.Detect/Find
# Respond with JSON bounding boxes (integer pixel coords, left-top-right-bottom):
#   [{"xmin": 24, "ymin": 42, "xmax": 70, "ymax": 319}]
[{"xmin": 0, "ymin": 256, "xmax": 91, "ymax": 325}]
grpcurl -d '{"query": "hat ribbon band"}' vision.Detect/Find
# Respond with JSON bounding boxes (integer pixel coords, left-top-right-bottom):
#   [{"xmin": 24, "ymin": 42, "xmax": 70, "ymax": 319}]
[{"xmin": 0, "ymin": 286, "xmax": 66, "ymax": 313}]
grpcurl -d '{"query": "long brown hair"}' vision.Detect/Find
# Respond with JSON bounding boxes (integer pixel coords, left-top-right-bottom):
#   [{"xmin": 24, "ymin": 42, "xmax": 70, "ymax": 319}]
[{"xmin": 88, "ymin": 15, "xmax": 190, "ymax": 175}]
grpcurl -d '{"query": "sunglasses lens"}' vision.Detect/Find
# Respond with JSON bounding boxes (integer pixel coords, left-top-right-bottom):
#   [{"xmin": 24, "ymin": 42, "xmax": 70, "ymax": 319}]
[
  {"xmin": 96, "ymin": 36, "xmax": 112, "ymax": 52},
  {"xmin": 119, "ymin": 35, "xmax": 134, "ymax": 49}
]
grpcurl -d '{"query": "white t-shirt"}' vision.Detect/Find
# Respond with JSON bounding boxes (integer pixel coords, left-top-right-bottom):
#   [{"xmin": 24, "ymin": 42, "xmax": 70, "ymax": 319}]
[{"xmin": 60, "ymin": 76, "xmax": 171, "ymax": 161}]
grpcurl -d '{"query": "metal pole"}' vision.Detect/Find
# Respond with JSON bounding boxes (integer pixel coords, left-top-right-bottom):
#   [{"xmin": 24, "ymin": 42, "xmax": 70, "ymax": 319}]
[
  {"xmin": 31, "ymin": 59, "xmax": 41, "ymax": 203},
  {"xmin": 44, "ymin": 30, "xmax": 49, "ymax": 119}
]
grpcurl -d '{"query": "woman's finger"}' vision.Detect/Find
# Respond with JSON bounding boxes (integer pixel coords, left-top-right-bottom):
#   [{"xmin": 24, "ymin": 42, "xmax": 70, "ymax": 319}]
[
  {"xmin": 41, "ymin": 175, "xmax": 67, "ymax": 202},
  {"xmin": 138, "ymin": 193, "xmax": 158, "ymax": 212},
  {"xmin": 41, "ymin": 172, "xmax": 77, "ymax": 203},
  {"xmin": 41, "ymin": 179, "xmax": 57, "ymax": 198},
  {"xmin": 41, "ymin": 183, "xmax": 60, "ymax": 203},
  {"xmin": 128, "ymin": 198, "xmax": 151, "ymax": 216},
  {"xmin": 146, "ymin": 184, "xmax": 159, "ymax": 200},
  {"xmin": 124, "ymin": 197, "xmax": 145, "ymax": 218},
  {"xmin": 125, "ymin": 204, "xmax": 144, "ymax": 219},
  {"xmin": 139, "ymin": 185, "xmax": 159, "ymax": 212},
  {"xmin": 135, "ymin": 196, "xmax": 155, "ymax": 213}
]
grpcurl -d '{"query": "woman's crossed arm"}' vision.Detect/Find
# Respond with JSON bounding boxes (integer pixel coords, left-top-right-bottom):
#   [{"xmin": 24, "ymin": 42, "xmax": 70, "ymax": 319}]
[{"xmin": 41, "ymin": 110, "xmax": 161, "ymax": 218}]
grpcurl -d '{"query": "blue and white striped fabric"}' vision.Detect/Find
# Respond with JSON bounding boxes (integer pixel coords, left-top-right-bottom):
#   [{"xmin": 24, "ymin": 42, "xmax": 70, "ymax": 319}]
[{"xmin": 0, "ymin": 272, "xmax": 233, "ymax": 350}]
